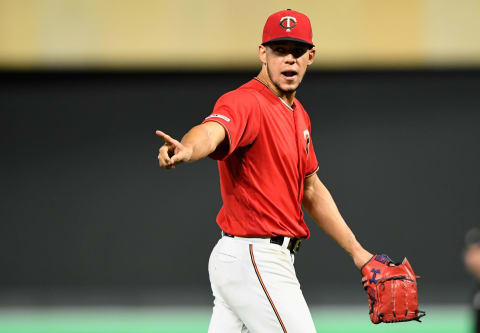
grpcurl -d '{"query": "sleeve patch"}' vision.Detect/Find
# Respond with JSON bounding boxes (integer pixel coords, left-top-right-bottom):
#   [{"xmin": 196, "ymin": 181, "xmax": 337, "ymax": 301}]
[{"xmin": 205, "ymin": 114, "xmax": 231, "ymax": 122}]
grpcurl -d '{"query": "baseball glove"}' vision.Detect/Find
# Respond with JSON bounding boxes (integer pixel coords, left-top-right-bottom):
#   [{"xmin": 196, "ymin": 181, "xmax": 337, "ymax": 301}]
[{"xmin": 361, "ymin": 254, "xmax": 426, "ymax": 324}]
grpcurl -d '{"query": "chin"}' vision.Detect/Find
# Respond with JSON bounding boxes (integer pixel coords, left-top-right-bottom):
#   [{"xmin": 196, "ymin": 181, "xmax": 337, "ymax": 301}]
[
  {"xmin": 279, "ymin": 82, "xmax": 299, "ymax": 93},
  {"xmin": 279, "ymin": 76, "xmax": 303, "ymax": 92}
]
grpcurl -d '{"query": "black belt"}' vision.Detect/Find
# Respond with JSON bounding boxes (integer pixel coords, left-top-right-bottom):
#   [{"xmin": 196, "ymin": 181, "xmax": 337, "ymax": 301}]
[{"xmin": 222, "ymin": 232, "xmax": 302, "ymax": 254}]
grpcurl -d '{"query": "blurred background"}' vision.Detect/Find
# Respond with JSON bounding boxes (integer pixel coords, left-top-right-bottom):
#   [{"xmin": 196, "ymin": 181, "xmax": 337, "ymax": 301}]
[{"xmin": 1, "ymin": 0, "xmax": 480, "ymax": 332}]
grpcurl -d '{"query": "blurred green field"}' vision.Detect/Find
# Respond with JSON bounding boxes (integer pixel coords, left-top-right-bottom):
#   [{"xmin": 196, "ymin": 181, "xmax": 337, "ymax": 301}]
[{"xmin": 0, "ymin": 305, "xmax": 471, "ymax": 333}]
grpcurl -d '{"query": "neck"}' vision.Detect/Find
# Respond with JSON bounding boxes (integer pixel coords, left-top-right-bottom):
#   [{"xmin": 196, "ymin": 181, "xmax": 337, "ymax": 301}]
[{"xmin": 256, "ymin": 69, "xmax": 296, "ymax": 106}]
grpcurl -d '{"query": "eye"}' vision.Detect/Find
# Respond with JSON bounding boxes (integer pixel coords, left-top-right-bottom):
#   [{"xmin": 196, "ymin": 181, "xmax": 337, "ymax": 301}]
[{"xmin": 293, "ymin": 48, "xmax": 307, "ymax": 58}]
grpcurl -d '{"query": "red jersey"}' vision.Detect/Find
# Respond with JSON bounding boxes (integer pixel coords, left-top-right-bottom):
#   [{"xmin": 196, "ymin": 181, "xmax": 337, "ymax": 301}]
[{"xmin": 202, "ymin": 79, "xmax": 319, "ymax": 239}]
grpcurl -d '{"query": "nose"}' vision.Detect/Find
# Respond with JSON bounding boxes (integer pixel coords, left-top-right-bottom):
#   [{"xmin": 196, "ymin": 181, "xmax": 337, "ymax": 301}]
[{"xmin": 284, "ymin": 53, "xmax": 296, "ymax": 64}]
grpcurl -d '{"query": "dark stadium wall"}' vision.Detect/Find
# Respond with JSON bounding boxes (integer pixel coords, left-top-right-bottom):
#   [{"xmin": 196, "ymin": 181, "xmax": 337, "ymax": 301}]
[{"xmin": 1, "ymin": 70, "xmax": 479, "ymax": 305}]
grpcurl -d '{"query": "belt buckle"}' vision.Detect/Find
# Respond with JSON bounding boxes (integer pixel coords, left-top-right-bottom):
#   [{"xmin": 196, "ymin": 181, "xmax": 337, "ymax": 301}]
[{"xmin": 290, "ymin": 238, "xmax": 302, "ymax": 253}]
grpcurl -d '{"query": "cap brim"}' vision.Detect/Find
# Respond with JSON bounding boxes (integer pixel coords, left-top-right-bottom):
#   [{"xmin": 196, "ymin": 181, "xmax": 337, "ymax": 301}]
[{"xmin": 262, "ymin": 37, "xmax": 314, "ymax": 48}]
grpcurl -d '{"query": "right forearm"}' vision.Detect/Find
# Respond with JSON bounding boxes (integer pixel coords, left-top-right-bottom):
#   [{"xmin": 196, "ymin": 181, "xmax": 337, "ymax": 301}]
[
  {"xmin": 180, "ymin": 124, "xmax": 223, "ymax": 162},
  {"xmin": 156, "ymin": 122, "xmax": 225, "ymax": 169}
]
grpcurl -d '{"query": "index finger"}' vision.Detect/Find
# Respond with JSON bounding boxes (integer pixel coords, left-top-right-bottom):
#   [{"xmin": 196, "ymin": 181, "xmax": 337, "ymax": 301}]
[{"xmin": 155, "ymin": 130, "xmax": 177, "ymax": 145}]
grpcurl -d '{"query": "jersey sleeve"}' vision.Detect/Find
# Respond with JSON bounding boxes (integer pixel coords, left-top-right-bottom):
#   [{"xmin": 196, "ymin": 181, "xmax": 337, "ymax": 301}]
[
  {"xmin": 304, "ymin": 113, "xmax": 319, "ymax": 178},
  {"xmin": 305, "ymin": 139, "xmax": 319, "ymax": 177},
  {"xmin": 202, "ymin": 90, "xmax": 260, "ymax": 160}
]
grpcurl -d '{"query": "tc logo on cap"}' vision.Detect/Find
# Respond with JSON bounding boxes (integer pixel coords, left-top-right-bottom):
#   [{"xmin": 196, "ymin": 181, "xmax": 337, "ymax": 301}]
[{"xmin": 280, "ymin": 16, "xmax": 297, "ymax": 32}]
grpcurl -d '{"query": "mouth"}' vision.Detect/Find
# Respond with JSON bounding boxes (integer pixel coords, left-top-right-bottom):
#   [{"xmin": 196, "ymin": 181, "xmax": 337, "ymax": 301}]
[{"xmin": 281, "ymin": 70, "xmax": 298, "ymax": 81}]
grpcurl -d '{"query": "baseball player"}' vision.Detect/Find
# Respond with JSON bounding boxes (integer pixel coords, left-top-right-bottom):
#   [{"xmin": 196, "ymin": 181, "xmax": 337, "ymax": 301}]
[
  {"xmin": 464, "ymin": 228, "xmax": 480, "ymax": 332},
  {"xmin": 157, "ymin": 9, "xmax": 373, "ymax": 332}
]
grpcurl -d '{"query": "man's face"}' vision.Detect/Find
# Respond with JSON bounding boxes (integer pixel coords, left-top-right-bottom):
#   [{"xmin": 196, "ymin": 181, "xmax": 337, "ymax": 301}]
[{"xmin": 259, "ymin": 41, "xmax": 315, "ymax": 94}]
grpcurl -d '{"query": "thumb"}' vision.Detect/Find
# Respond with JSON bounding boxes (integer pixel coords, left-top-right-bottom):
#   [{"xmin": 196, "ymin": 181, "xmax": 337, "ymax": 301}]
[
  {"xmin": 170, "ymin": 150, "xmax": 184, "ymax": 164},
  {"xmin": 171, "ymin": 145, "xmax": 192, "ymax": 164}
]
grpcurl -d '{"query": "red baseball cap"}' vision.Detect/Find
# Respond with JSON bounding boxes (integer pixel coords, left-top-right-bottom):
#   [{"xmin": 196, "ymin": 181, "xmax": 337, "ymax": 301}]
[{"xmin": 262, "ymin": 9, "xmax": 314, "ymax": 47}]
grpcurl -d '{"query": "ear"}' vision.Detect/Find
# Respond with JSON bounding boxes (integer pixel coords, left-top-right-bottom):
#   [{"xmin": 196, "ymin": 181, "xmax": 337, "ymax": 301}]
[
  {"xmin": 307, "ymin": 47, "xmax": 316, "ymax": 66},
  {"xmin": 258, "ymin": 45, "xmax": 267, "ymax": 64}
]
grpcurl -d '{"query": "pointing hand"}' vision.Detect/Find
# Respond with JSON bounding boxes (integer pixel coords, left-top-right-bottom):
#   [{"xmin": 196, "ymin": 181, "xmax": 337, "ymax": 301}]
[{"xmin": 156, "ymin": 130, "xmax": 192, "ymax": 169}]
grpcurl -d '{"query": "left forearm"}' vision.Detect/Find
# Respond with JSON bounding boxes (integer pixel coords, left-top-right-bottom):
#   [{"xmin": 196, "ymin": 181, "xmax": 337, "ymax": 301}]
[{"xmin": 303, "ymin": 176, "xmax": 372, "ymax": 269}]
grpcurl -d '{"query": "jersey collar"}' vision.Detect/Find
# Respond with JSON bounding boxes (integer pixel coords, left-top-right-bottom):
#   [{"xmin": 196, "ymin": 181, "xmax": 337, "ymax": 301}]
[{"xmin": 254, "ymin": 77, "xmax": 295, "ymax": 112}]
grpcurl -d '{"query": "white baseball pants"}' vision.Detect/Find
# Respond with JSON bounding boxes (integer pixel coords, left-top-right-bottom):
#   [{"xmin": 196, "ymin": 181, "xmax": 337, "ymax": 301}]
[{"xmin": 207, "ymin": 235, "xmax": 317, "ymax": 333}]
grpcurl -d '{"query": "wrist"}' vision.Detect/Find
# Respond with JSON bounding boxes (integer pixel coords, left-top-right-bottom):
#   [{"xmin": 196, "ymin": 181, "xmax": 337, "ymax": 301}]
[
  {"xmin": 183, "ymin": 144, "xmax": 194, "ymax": 162},
  {"xmin": 351, "ymin": 244, "xmax": 373, "ymax": 270}
]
